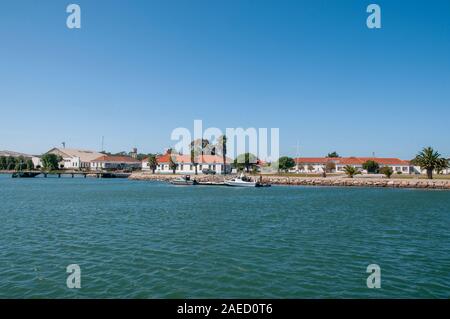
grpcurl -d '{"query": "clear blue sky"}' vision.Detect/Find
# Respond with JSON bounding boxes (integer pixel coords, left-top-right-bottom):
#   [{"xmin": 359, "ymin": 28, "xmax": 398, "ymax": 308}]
[{"xmin": 1, "ymin": 0, "xmax": 449, "ymax": 159}]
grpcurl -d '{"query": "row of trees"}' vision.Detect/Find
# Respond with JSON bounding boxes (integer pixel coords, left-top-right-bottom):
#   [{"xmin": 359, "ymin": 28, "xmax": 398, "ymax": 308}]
[
  {"xmin": 0, "ymin": 154, "xmax": 64, "ymax": 172},
  {"xmin": 0, "ymin": 156, "xmax": 34, "ymax": 171}
]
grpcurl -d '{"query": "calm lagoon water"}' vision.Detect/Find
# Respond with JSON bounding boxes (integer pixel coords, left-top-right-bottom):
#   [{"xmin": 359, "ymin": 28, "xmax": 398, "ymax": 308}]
[{"xmin": 0, "ymin": 174, "xmax": 449, "ymax": 298}]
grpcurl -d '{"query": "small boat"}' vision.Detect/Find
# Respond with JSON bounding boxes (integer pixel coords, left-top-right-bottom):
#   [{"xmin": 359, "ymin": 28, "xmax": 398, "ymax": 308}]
[
  {"xmin": 170, "ymin": 175, "xmax": 198, "ymax": 186},
  {"xmin": 225, "ymin": 174, "xmax": 258, "ymax": 187}
]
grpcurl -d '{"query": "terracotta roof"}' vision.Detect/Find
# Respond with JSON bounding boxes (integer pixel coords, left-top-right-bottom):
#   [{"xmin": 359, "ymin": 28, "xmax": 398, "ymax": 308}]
[
  {"xmin": 295, "ymin": 157, "xmax": 410, "ymax": 166},
  {"xmin": 148, "ymin": 154, "xmax": 232, "ymax": 164},
  {"xmin": 92, "ymin": 155, "xmax": 141, "ymax": 163}
]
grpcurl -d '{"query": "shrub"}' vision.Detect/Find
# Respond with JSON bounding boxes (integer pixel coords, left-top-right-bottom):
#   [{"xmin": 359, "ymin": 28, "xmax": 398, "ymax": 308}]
[{"xmin": 379, "ymin": 166, "xmax": 393, "ymax": 178}]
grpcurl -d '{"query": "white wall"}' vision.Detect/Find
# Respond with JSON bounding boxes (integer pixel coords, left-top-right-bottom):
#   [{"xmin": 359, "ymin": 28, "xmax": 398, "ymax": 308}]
[{"xmin": 150, "ymin": 163, "xmax": 231, "ymax": 174}]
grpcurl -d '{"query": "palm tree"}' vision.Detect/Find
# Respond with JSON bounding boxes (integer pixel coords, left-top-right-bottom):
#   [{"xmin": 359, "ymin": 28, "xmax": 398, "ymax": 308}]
[
  {"xmin": 436, "ymin": 158, "xmax": 450, "ymax": 175},
  {"xmin": 218, "ymin": 135, "xmax": 227, "ymax": 175},
  {"xmin": 147, "ymin": 154, "xmax": 158, "ymax": 174},
  {"xmin": 190, "ymin": 148, "xmax": 198, "ymax": 175},
  {"xmin": 190, "ymin": 138, "xmax": 210, "ymax": 174},
  {"xmin": 343, "ymin": 165, "xmax": 360, "ymax": 178},
  {"xmin": 411, "ymin": 147, "xmax": 448, "ymax": 179},
  {"xmin": 169, "ymin": 155, "xmax": 177, "ymax": 174}
]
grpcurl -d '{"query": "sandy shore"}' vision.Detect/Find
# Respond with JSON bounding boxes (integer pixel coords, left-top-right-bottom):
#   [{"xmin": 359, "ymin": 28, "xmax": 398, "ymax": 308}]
[{"xmin": 129, "ymin": 172, "xmax": 450, "ymax": 190}]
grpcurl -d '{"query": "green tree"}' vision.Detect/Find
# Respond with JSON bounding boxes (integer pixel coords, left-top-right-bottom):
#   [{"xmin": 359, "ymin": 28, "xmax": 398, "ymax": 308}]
[
  {"xmin": 189, "ymin": 139, "xmax": 211, "ymax": 175},
  {"xmin": 343, "ymin": 165, "xmax": 360, "ymax": 178},
  {"xmin": 278, "ymin": 156, "xmax": 295, "ymax": 172},
  {"xmin": 379, "ymin": 166, "xmax": 393, "ymax": 178},
  {"xmin": 307, "ymin": 164, "xmax": 314, "ymax": 172},
  {"xmin": 327, "ymin": 152, "xmax": 340, "ymax": 158},
  {"xmin": 234, "ymin": 153, "xmax": 257, "ymax": 172},
  {"xmin": 436, "ymin": 158, "xmax": 450, "ymax": 175},
  {"xmin": 169, "ymin": 154, "xmax": 177, "ymax": 174},
  {"xmin": 147, "ymin": 154, "xmax": 158, "ymax": 174},
  {"xmin": 190, "ymin": 139, "xmax": 210, "ymax": 155},
  {"xmin": 14, "ymin": 156, "xmax": 27, "ymax": 171},
  {"xmin": 217, "ymin": 135, "xmax": 227, "ymax": 175},
  {"xmin": 190, "ymin": 149, "xmax": 199, "ymax": 175},
  {"xmin": 0, "ymin": 156, "xmax": 7, "ymax": 170},
  {"xmin": 6, "ymin": 157, "xmax": 17, "ymax": 170},
  {"xmin": 362, "ymin": 160, "xmax": 380, "ymax": 174},
  {"xmin": 26, "ymin": 159, "xmax": 35, "ymax": 170},
  {"xmin": 411, "ymin": 147, "xmax": 448, "ymax": 179},
  {"xmin": 41, "ymin": 154, "xmax": 62, "ymax": 171}
]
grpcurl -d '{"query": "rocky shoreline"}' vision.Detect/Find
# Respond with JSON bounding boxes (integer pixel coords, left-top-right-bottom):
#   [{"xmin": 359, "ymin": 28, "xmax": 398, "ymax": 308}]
[{"xmin": 129, "ymin": 172, "xmax": 450, "ymax": 190}]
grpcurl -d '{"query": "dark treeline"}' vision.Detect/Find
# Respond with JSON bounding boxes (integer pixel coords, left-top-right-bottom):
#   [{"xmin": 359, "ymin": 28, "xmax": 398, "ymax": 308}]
[{"xmin": 0, "ymin": 156, "xmax": 35, "ymax": 171}]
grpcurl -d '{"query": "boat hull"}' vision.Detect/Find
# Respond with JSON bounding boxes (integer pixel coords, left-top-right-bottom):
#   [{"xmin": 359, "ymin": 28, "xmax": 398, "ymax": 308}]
[
  {"xmin": 224, "ymin": 181, "xmax": 257, "ymax": 187},
  {"xmin": 170, "ymin": 180, "xmax": 198, "ymax": 186}
]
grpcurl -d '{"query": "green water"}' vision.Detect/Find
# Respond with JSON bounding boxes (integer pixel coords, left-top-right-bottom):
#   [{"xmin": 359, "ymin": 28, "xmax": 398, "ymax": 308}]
[{"xmin": 0, "ymin": 174, "xmax": 449, "ymax": 298}]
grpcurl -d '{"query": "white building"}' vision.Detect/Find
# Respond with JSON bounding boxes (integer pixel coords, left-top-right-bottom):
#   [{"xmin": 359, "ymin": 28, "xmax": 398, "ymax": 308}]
[
  {"xmin": 90, "ymin": 155, "xmax": 141, "ymax": 170},
  {"xmin": 142, "ymin": 153, "xmax": 233, "ymax": 174},
  {"xmin": 45, "ymin": 148, "xmax": 104, "ymax": 170},
  {"xmin": 294, "ymin": 157, "xmax": 414, "ymax": 174}
]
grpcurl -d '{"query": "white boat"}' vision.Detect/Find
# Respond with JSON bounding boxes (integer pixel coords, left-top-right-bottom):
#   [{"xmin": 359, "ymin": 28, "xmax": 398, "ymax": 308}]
[{"xmin": 225, "ymin": 174, "xmax": 258, "ymax": 187}]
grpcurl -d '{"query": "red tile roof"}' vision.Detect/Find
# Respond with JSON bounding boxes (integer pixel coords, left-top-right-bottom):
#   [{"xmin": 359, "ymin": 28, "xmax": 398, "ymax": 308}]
[
  {"xmin": 145, "ymin": 154, "xmax": 231, "ymax": 164},
  {"xmin": 295, "ymin": 157, "xmax": 410, "ymax": 166}
]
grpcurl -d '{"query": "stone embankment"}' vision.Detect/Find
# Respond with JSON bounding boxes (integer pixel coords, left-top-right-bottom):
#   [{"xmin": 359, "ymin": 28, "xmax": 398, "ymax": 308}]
[{"xmin": 129, "ymin": 172, "xmax": 450, "ymax": 190}]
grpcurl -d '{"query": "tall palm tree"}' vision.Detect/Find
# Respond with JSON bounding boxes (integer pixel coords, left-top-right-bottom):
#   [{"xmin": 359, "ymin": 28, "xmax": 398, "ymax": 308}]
[
  {"xmin": 411, "ymin": 147, "xmax": 448, "ymax": 179},
  {"xmin": 190, "ymin": 148, "xmax": 198, "ymax": 175},
  {"xmin": 190, "ymin": 138, "xmax": 210, "ymax": 174},
  {"xmin": 218, "ymin": 135, "xmax": 227, "ymax": 175},
  {"xmin": 169, "ymin": 155, "xmax": 177, "ymax": 174}
]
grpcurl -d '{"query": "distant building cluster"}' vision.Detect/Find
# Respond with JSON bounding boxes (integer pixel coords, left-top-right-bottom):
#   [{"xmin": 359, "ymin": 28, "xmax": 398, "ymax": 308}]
[
  {"xmin": 293, "ymin": 157, "xmax": 416, "ymax": 174},
  {"xmin": 1, "ymin": 148, "xmax": 449, "ymax": 175}
]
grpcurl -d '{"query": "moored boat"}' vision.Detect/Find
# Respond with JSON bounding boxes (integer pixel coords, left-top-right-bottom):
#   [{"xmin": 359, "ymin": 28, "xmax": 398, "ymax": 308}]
[
  {"xmin": 170, "ymin": 175, "xmax": 198, "ymax": 186},
  {"xmin": 225, "ymin": 174, "xmax": 258, "ymax": 187}
]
